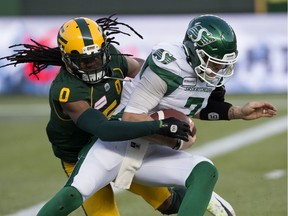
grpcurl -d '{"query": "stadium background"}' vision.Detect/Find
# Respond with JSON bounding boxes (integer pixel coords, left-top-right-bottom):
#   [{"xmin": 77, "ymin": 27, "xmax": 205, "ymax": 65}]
[
  {"xmin": 0, "ymin": 1, "xmax": 287, "ymax": 216},
  {"xmin": 0, "ymin": 0, "xmax": 287, "ymax": 95}
]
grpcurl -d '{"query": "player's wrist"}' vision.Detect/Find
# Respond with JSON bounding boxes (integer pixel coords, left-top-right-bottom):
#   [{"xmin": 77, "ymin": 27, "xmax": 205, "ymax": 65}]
[{"xmin": 228, "ymin": 106, "xmax": 242, "ymax": 120}]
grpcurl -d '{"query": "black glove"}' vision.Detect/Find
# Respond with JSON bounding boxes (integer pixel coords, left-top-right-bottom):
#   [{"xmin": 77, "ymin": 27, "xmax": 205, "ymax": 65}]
[{"xmin": 158, "ymin": 117, "xmax": 192, "ymax": 141}]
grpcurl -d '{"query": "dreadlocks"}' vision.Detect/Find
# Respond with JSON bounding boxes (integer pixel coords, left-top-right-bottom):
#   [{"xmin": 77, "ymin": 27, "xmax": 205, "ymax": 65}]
[
  {"xmin": 0, "ymin": 40, "xmax": 63, "ymax": 79},
  {"xmin": 96, "ymin": 14, "xmax": 143, "ymax": 45},
  {"xmin": 0, "ymin": 14, "xmax": 143, "ymax": 79}
]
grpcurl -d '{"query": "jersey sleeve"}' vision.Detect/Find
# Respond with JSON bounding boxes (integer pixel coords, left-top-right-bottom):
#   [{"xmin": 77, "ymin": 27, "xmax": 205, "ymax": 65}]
[
  {"xmin": 108, "ymin": 45, "xmax": 129, "ymax": 78},
  {"xmin": 199, "ymin": 85, "xmax": 232, "ymax": 120},
  {"xmin": 143, "ymin": 47, "xmax": 184, "ymax": 96},
  {"xmin": 125, "ymin": 68, "xmax": 167, "ymax": 114},
  {"xmin": 125, "ymin": 44, "xmax": 185, "ymax": 114}
]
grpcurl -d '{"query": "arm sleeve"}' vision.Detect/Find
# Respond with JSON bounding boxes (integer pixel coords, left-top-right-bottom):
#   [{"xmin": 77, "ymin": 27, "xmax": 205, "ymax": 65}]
[
  {"xmin": 125, "ymin": 68, "xmax": 167, "ymax": 114},
  {"xmin": 199, "ymin": 86, "xmax": 232, "ymax": 120},
  {"xmin": 76, "ymin": 108, "xmax": 161, "ymax": 141}
]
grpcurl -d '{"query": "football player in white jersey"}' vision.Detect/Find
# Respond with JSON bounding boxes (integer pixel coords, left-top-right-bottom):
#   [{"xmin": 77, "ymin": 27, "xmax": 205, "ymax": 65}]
[{"xmin": 37, "ymin": 14, "xmax": 277, "ymax": 216}]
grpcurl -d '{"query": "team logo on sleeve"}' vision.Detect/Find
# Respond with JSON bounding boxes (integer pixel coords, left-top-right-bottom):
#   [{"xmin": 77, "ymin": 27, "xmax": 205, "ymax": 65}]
[
  {"xmin": 152, "ymin": 49, "xmax": 176, "ymax": 64},
  {"xmin": 104, "ymin": 83, "xmax": 110, "ymax": 92}
]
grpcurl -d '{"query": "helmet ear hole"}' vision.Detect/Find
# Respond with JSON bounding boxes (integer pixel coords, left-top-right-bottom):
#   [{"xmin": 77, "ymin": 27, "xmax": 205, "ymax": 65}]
[{"xmin": 71, "ymin": 50, "xmax": 80, "ymax": 54}]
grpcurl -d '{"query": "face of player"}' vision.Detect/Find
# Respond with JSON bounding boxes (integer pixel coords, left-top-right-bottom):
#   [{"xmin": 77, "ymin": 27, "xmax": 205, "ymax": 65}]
[
  {"xmin": 205, "ymin": 61, "xmax": 227, "ymax": 78},
  {"xmin": 202, "ymin": 56, "xmax": 227, "ymax": 79},
  {"xmin": 193, "ymin": 49, "xmax": 236, "ymax": 87},
  {"xmin": 77, "ymin": 53, "xmax": 107, "ymax": 73}
]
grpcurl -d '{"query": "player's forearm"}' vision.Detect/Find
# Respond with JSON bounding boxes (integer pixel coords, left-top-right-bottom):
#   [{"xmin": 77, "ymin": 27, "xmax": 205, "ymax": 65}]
[
  {"xmin": 76, "ymin": 108, "xmax": 161, "ymax": 141},
  {"xmin": 227, "ymin": 106, "xmax": 242, "ymax": 120}
]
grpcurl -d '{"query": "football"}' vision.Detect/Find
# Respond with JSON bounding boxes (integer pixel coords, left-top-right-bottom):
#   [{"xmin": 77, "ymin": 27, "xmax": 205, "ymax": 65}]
[{"xmin": 150, "ymin": 109, "xmax": 196, "ymax": 137}]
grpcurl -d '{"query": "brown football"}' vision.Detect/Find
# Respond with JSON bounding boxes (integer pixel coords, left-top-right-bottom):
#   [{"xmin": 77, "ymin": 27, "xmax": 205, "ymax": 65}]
[{"xmin": 150, "ymin": 109, "xmax": 196, "ymax": 137}]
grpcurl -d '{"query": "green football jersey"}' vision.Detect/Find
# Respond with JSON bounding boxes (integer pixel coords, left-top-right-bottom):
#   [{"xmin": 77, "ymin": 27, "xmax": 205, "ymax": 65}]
[{"xmin": 46, "ymin": 45, "xmax": 128, "ymax": 163}]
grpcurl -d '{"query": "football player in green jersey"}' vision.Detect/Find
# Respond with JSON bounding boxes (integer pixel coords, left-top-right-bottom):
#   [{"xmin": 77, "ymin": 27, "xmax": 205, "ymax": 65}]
[
  {"xmin": 0, "ymin": 16, "xmax": 192, "ymax": 216},
  {"xmin": 35, "ymin": 15, "xmax": 277, "ymax": 216}
]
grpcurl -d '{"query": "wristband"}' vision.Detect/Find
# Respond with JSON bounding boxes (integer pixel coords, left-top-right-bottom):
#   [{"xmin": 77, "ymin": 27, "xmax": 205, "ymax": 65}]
[
  {"xmin": 200, "ymin": 101, "xmax": 232, "ymax": 120},
  {"xmin": 172, "ymin": 139, "xmax": 183, "ymax": 150}
]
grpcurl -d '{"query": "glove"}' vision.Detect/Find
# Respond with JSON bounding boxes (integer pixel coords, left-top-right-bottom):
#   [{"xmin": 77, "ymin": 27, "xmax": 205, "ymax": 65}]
[{"xmin": 158, "ymin": 117, "xmax": 192, "ymax": 141}]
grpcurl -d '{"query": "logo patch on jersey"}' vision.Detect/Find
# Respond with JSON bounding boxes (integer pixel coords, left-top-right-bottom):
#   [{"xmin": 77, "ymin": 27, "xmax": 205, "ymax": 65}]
[
  {"xmin": 184, "ymin": 86, "xmax": 214, "ymax": 93},
  {"xmin": 187, "ymin": 22, "xmax": 216, "ymax": 47},
  {"xmin": 104, "ymin": 83, "xmax": 110, "ymax": 92},
  {"xmin": 152, "ymin": 49, "xmax": 176, "ymax": 64},
  {"xmin": 94, "ymin": 96, "xmax": 107, "ymax": 110},
  {"xmin": 208, "ymin": 112, "xmax": 220, "ymax": 120},
  {"xmin": 182, "ymin": 77, "xmax": 197, "ymax": 86}
]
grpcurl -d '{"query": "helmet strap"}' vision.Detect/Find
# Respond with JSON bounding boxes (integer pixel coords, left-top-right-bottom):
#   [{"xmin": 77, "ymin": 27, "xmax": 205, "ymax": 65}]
[{"xmin": 183, "ymin": 45, "xmax": 193, "ymax": 67}]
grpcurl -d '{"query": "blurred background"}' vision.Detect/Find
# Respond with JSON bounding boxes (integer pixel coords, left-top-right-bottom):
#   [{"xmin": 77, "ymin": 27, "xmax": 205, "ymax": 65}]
[
  {"xmin": 0, "ymin": 0, "xmax": 287, "ymax": 95},
  {"xmin": 0, "ymin": 1, "xmax": 287, "ymax": 216}
]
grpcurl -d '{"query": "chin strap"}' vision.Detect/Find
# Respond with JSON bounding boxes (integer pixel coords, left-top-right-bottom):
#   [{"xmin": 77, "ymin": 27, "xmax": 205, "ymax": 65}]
[{"xmin": 103, "ymin": 76, "xmax": 132, "ymax": 82}]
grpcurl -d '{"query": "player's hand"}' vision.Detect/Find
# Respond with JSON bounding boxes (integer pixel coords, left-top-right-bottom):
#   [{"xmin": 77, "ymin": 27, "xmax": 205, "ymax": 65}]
[
  {"xmin": 183, "ymin": 119, "xmax": 197, "ymax": 149},
  {"xmin": 158, "ymin": 117, "xmax": 192, "ymax": 141},
  {"xmin": 241, "ymin": 101, "xmax": 277, "ymax": 120},
  {"xmin": 230, "ymin": 101, "xmax": 278, "ymax": 120},
  {"xmin": 174, "ymin": 119, "xmax": 197, "ymax": 150}
]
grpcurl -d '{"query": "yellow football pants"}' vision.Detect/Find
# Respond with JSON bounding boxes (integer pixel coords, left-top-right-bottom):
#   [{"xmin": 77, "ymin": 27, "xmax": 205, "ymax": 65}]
[{"xmin": 62, "ymin": 161, "xmax": 171, "ymax": 216}]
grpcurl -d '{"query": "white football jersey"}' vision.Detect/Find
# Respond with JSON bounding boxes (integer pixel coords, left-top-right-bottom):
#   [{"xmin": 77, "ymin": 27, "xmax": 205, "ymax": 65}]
[{"xmin": 114, "ymin": 42, "xmax": 217, "ymax": 117}]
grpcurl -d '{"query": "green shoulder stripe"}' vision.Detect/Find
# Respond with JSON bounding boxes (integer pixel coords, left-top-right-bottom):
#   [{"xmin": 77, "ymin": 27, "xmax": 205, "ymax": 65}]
[{"xmin": 145, "ymin": 54, "xmax": 183, "ymax": 96}]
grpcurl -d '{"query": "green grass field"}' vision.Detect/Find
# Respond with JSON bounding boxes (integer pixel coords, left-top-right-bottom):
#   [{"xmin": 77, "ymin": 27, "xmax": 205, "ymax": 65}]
[{"xmin": 0, "ymin": 94, "xmax": 287, "ymax": 216}]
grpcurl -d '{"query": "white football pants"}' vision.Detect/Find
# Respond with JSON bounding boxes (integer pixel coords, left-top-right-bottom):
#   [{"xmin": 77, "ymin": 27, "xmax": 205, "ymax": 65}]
[{"xmin": 71, "ymin": 138, "xmax": 212, "ymax": 201}]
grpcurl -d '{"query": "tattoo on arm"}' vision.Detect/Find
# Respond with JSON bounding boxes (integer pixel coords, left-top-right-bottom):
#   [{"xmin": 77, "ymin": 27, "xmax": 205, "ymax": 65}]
[
  {"xmin": 228, "ymin": 106, "xmax": 242, "ymax": 120},
  {"xmin": 228, "ymin": 107, "xmax": 235, "ymax": 120}
]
